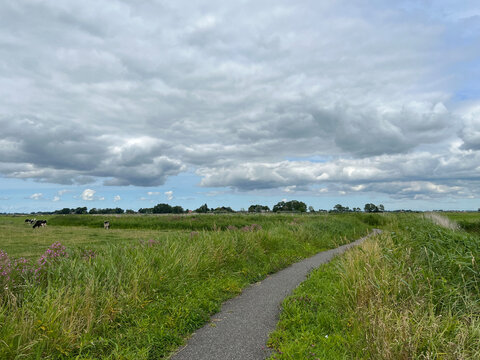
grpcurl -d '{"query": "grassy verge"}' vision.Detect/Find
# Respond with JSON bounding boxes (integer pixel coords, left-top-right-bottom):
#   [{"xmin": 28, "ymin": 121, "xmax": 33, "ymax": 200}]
[
  {"xmin": 0, "ymin": 213, "xmax": 370, "ymax": 359},
  {"xmin": 267, "ymin": 214, "xmax": 480, "ymax": 359}
]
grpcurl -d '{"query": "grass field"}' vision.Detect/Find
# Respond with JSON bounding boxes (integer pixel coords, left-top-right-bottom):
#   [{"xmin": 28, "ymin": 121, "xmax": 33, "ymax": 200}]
[
  {"xmin": 0, "ymin": 213, "xmax": 373, "ymax": 359},
  {"xmin": 444, "ymin": 212, "xmax": 480, "ymax": 234},
  {"xmin": 267, "ymin": 213, "xmax": 480, "ymax": 359}
]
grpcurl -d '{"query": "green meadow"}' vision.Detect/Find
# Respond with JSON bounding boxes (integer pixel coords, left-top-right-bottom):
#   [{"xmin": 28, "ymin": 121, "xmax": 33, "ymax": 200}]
[
  {"xmin": 0, "ymin": 213, "xmax": 372, "ymax": 359},
  {"xmin": 268, "ymin": 212, "xmax": 480, "ymax": 359}
]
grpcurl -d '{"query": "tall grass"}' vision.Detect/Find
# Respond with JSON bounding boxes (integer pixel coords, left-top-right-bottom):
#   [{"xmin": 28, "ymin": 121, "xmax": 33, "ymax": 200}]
[
  {"xmin": 0, "ymin": 214, "xmax": 370, "ymax": 359},
  {"xmin": 444, "ymin": 212, "xmax": 480, "ymax": 235},
  {"xmin": 268, "ymin": 214, "xmax": 480, "ymax": 359},
  {"xmin": 46, "ymin": 213, "xmax": 301, "ymax": 231},
  {"xmin": 424, "ymin": 212, "xmax": 460, "ymax": 231}
]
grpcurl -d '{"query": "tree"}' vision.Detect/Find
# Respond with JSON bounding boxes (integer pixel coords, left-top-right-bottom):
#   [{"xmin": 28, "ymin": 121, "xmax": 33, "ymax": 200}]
[
  {"xmin": 272, "ymin": 201, "xmax": 286, "ymax": 212},
  {"xmin": 57, "ymin": 208, "xmax": 71, "ymax": 214},
  {"xmin": 272, "ymin": 200, "xmax": 307, "ymax": 213},
  {"xmin": 364, "ymin": 203, "xmax": 379, "ymax": 213},
  {"xmin": 153, "ymin": 203, "xmax": 173, "ymax": 214},
  {"xmin": 308, "ymin": 206, "xmax": 315, "ymax": 213},
  {"xmin": 333, "ymin": 204, "xmax": 345, "ymax": 213},
  {"xmin": 138, "ymin": 207, "xmax": 153, "ymax": 214},
  {"xmin": 214, "ymin": 206, "xmax": 234, "ymax": 213},
  {"xmin": 248, "ymin": 204, "xmax": 270, "ymax": 213},
  {"xmin": 172, "ymin": 206, "xmax": 184, "ymax": 214},
  {"xmin": 74, "ymin": 207, "xmax": 87, "ymax": 214},
  {"xmin": 195, "ymin": 204, "xmax": 209, "ymax": 213}
]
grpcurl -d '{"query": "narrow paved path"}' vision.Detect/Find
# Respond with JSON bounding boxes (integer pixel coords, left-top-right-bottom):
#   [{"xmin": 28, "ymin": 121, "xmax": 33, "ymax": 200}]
[{"xmin": 170, "ymin": 229, "xmax": 382, "ymax": 360}]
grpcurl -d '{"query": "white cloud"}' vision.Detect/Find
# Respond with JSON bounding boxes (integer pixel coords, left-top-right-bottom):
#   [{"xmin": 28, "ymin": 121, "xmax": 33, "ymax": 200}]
[
  {"xmin": 165, "ymin": 190, "xmax": 173, "ymax": 201},
  {"xmin": 52, "ymin": 196, "xmax": 60, "ymax": 202},
  {"xmin": 113, "ymin": 195, "xmax": 121, "ymax": 202},
  {"xmin": 81, "ymin": 189, "xmax": 96, "ymax": 201},
  {"xmin": 0, "ymin": 0, "xmax": 478, "ymax": 203},
  {"xmin": 30, "ymin": 193, "xmax": 43, "ymax": 200}
]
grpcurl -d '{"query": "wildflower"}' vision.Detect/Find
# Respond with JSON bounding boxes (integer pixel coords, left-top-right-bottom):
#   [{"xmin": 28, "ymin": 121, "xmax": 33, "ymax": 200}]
[
  {"xmin": 14, "ymin": 257, "xmax": 30, "ymax": 274},
  {"xmin": 241, "ymin": 224, "xmax": 263, "ymax": 232},
  {"xmin": 0, "ymin": 250, "xmax": 12, "ymax": 284},
  {"xmin": 82, "ymin": 249, "xmax": 96, "ymax": 260},
  {"xmin": 35, "ymin": 242, "xmax": 68, "ymax": 278},
  {"xmin": 147, "ymin": 239, "xmax": 158, "ymax": 247}
]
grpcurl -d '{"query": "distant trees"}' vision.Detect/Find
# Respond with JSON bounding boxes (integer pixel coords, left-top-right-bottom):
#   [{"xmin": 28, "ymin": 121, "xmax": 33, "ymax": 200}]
[
  {"xmin": 54, "ymin": 207, "xmax": 125, "ymax": 215},
  {"xmin": 172, "ymin": 206, "xmax": 185, "ymax": 214},
  {"xmin": 88, "ymin": 207, "xmax": 124, "ymax": 214},
  {"xmin": 56, "ymin": 208, "xmax": 72, "ymax": 215},
  {"xmin": 195, "ymin": 204, "xmax": 210, "ymax": 213},
  {"xmin": 248, "ymin": 204, "xmax": 270, "ymax": 213},
  {"xmin": 151, "ymin": 203, "xmax": 185, "ymax": 214},
  {"xmin": 214, "ymin": 206, "xmax": 235, "ymax": 213},
  {"xmin": 50, "ymin": 200, "xmax": 386, "ymax": 216},
  {"xmin": 138, "ymin": 207, "xmax": 153, "ymax": 214},
  {"xmin": 332, "ymin": 204, "xmax": 349, "ymax": 213},
  {"xmin": 329, "ymin": 205, "xmax": 361, "ymax": 213},
  {"xmin": 272, "ymin": 200, "xmax": 307, "ymax": 213},
  {"xmin": 74, "ymin": 207, "xmax": 88, "ymax": 214},
  {"xmin": 364, "ymin": 203, "xmax": 385, "ymax": 213}
]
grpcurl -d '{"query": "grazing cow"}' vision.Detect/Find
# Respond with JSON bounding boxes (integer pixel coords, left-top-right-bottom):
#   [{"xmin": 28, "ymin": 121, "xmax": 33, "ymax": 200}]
[
  {"xmin": 25, "ymin": 219, "xmax": 31, "ymax": 223},
  {"xmin": 104, "ymin": 221, "xmax": 110, "ymax": 230},
  {"xmin": 26, "ymin": 218, "xmax": 36, "ymax": 225},
  {"xmin": 32, "ymin": 220, "xmax": 47, "ymax": 228}
]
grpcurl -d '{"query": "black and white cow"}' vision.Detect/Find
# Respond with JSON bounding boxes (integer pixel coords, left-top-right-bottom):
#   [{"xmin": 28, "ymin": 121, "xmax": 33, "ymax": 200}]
[
  {"xmin": 104, "ymin": 221, "xmax": 110, "ymax": 230},
  {"xmin": 32, "ymin": 220, "xmax": 47, "ymax": 228}
]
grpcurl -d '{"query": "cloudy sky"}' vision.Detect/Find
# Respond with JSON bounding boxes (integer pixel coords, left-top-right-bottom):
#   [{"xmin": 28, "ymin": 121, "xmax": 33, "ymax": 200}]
[{"xmin": 1, "ymin": 0, "xmax": 480, "ymax": 212}]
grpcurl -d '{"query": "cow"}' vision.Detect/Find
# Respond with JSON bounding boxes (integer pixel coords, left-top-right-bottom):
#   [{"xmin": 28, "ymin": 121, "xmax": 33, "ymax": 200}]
[
  {"xmin": 26, "ymin": 218, "xmax": 36, "ymax": 225},
  {"xmin": 32, "ymin": 220, "xmax": 47, "ymax": 228},
  {"xmin": 104, "ymin": 221, "xmax": 110, "ymax": 230}
]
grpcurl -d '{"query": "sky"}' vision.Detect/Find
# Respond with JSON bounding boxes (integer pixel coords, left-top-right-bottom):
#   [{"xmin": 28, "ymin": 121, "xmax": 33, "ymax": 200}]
[{"xmin": 1, "ymin": 0, "xmax": 480, "ymax": 213}]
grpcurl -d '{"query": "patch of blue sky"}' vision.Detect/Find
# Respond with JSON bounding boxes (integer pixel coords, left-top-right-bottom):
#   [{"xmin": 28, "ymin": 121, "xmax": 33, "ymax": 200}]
[{"xmin": 283, "ymin": 156, "xmax": 332, "ymax": 163}]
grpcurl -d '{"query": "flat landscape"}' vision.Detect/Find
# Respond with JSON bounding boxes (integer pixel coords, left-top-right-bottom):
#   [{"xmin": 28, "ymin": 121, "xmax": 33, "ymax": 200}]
[
  {"xmin": 2, "ymin": 1, "xmax": 479, "ymax": 359},
  {"xmin": 1, "ymin": 212, "xmax": 479, "ymax": 359},
  {"xmin": 0, "ymin": 213, "xmax": 372, "ymax": 359}
]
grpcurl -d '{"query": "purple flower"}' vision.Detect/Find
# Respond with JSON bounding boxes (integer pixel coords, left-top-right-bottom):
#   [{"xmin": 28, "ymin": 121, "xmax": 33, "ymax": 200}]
[
  {"xmin": 82, "ymin": 249, "xmax": 97, "ymax": 260},
  {"xmin": 35, "ymin": 242, "xmax": 68, "ymax": 278}
]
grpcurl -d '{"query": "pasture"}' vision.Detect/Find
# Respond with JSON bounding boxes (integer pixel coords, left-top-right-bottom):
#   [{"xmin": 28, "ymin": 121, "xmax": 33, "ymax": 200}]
[{"xmin": 0, "ymin": 213, "xmax": 373, "ymax": 359}]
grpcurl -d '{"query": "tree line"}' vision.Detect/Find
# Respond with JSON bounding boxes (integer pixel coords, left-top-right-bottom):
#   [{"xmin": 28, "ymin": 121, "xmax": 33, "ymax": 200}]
[{"xmin": 49, "ymin": 201, "xmax": 385, "ymax": 215}]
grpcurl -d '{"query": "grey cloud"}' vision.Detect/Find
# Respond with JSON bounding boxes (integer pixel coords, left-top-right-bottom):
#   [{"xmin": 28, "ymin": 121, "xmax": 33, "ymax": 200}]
[
  {"xmin": 459, "ymin": 108, "xmax": 480, "ymax": 150},
  {"xmin": 0, "ymin": 0, "xmax": 478, "ymax": 195},
  {"xmin": 198, "ymin": 150, "xmax": 480, "ymax": 198}
]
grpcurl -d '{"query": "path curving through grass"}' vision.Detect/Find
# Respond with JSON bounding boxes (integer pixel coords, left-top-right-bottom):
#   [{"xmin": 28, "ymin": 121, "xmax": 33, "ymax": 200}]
[{"xmin": 170, "ymin": 230, "xmax": 381, "ymax": 360}]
